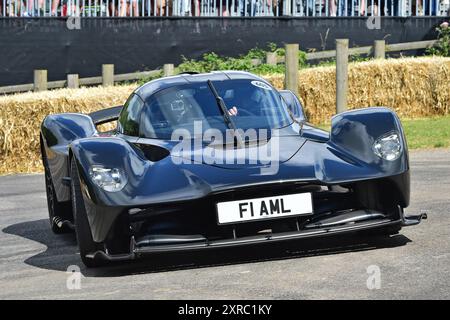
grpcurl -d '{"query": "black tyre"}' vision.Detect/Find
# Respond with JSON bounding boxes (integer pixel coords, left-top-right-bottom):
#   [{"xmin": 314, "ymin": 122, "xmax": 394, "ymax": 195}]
[
  {"xmin": 70, "ymin": 160, "xmax": 106, "ymax": 268},
  {"xmin": 43, "ymin": 152, "xmax": 73, "ymax": 234}
]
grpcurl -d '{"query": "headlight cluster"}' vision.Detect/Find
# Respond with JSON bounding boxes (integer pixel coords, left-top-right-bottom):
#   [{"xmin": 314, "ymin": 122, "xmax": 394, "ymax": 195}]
[
  {"xmin": 89, "ymin": 166, "xmax": 127, "ymax": 192},
  {"xmin": 373, "ymin": 132, "xmax": 402, "ymax": 161}
]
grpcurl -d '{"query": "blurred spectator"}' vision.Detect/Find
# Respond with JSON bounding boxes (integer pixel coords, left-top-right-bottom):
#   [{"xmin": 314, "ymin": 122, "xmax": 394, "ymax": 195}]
[
  {"xmin": 198, "ymin": 0, "xmax": 226, "ymax": 15},
  {"xmin": 381, "ymin": 0, "xmax": 398, "ymax": 16},
  {"xmin": 300, "ymin": 0, "xmax": 340, "ymax": 16},
  {"xmin": 338, "ymin": 0, "xmax": 366, "ymax": 17},
  {"xmin": 8, "ymin": 0, "xmax": 22, "ymax": 16},
  {"xmin": 178, "ymin": 0, "xmax": 191, "ymax": 15},
  {"xmin": 2, "ymin": 0, "xmax": 23, "ymax": 16},
  {"xmin": 109, "ymin": 0, "xmax": 144, "ymax": 16},
  {"xmin": 329, "ymin": 0, "xmax": 337, "ymax": 16},
  {"xmin": 119, "ymin": 0, "xmax": 139, "ymax": 16},
  {"xmin": 109, "ymin": 0, "xmax": 119, "ymax": 16},
  {"xmin": 24, "ymin": 0, "xmax": 45, "ymax": 16},
  {"xmin": 249, "ymin": 0, "xmax": 274, "ymax": 15},
  {"xmin": 411, "ymin": 0, "xmax": 438, "ymax": 16},
  {"xmin": 216, "ymin": 0, "xmax": 232, "ymax": 16},
  {"xmin": 360, "ymin": 0, "xmax": 379, "ymax": 16},
  {"xmin": 151, "ymin": 0, "xmax": 167, "ymax": 15},
  {"xmin": 177, "ymin": 0, "xmax": 206, "ymax": 16},
  {"xmin": 263, "ymin": 0, "xmax": 275, "ymax": 16},
  {"xmin": 239, "ymin": 0, "xmax": 257, "ymax": 16},
  {"xmin": 51, "ymin": 0, "xmax": 81, "ymax": 16},
  {"xmin": 411, "ymin": 0, "xmax": 439, "ymax": 15},
  {"xmin": 192, "ymin": 0, "xmax": 200, "ymax": 15}
]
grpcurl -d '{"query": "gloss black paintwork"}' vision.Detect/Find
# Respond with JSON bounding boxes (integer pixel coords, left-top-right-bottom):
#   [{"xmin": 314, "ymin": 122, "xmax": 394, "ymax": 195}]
[
  {"xmin": 40, "ymin": 72, "xmax": 410, "ymax": 243},
  {"xmin": 41, "ymin": 113, "xmax": 97, "ymax": 202}
]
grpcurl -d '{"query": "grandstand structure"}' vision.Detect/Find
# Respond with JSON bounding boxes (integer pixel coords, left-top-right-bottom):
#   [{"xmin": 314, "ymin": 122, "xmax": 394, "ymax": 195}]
[
  {"xmin": 0, "ymin": 0, "xmax": 448, "ymax": 87},
  {"xmin": 1, "ymin": 0, "xmax": 449, "ymax": 17}
]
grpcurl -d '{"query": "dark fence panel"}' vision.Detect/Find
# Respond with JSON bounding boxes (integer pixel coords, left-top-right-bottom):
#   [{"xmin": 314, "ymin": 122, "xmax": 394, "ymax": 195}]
[{"xmin": 0, "ymin": 17, "xmax": 445, "ymax": 86}]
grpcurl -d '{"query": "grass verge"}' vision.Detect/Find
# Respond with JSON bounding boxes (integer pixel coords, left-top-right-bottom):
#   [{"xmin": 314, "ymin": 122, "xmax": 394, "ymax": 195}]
[{"xmin": 401, "ymin": 116, "xmax": 450, "ymax": 149}]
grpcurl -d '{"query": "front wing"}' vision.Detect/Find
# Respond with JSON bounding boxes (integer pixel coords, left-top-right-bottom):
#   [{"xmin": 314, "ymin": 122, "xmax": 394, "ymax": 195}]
[{"xmin": 87, "ymin": 206, "xmax": 426, "ymax": 262}]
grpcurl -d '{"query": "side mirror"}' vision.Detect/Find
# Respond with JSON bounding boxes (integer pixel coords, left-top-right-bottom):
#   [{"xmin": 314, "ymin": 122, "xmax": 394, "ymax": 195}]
[{"xmin": 279, "ymin": 90, "xmax": 306, "ymax": 122}]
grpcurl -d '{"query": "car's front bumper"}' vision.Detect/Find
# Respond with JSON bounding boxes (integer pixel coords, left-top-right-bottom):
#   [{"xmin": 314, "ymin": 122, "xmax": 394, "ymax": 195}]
[{"xmin": 86, "ymin": 209, "xmax": 426, "ymax": 263}]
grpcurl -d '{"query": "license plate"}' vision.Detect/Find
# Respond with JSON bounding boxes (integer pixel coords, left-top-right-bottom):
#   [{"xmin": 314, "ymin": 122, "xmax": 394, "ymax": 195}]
[{"xmin": 216, "ymin": 193, "xmax": 313, "ymax": 225}]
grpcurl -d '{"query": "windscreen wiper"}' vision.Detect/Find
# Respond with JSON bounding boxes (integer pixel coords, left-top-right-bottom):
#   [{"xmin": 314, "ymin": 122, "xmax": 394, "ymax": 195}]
[{"xmin": 207, "ymin": 80, "xmax": 244, "ymax": 148}]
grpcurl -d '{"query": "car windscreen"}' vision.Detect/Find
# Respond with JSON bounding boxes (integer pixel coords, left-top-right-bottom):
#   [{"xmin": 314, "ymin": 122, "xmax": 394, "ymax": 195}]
[{"xmin": 139, "ymin": 79, "xmax": 293, "ymax": 140}]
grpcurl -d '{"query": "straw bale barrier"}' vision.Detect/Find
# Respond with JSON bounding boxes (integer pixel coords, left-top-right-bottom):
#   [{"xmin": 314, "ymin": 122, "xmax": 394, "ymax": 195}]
[
  {"xmin": 1, "ymin": 57, "xmax": 449, "ymax": 174},
  {"xmin": 265, "ymin": 56, "xmax": 450, "ymax": 124},
  {"xmin": 0, "ymin": 86, "xmax": 135, "ymax": 174}
]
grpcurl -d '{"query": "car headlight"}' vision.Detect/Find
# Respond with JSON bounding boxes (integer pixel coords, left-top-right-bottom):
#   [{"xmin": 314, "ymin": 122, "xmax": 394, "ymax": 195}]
[
  {"xmin": 89, "ymin": 166, "xmax": 127, "ymax": 192},
  {"xmin": 373, "ymin": 132, "xmax": 402, "ymax": 161}
]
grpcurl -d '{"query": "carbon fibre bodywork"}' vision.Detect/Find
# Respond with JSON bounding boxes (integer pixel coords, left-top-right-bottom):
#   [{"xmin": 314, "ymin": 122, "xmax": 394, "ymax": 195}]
[{"xmin": 40, "ymin": 71, "xmax": 422, "ymax": 263}]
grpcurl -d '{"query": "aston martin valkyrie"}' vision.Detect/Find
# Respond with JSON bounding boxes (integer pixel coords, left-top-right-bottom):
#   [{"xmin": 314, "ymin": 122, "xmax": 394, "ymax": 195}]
[{"xmin": 40, "ymin": 71, "xmax": 425, "ymax": 267}]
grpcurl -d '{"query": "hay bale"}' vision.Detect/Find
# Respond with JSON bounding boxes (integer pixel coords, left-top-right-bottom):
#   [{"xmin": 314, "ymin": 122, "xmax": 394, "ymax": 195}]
[
  {"xmin": 0, "ymin": 85, "xmax": 136, "ymax": 174},
  {"xmin": 265, "ymin": 56, "xmax": 450, "ymax": 124},
  {"xmin": 1, "ymin": 57, "xmax": 450, "ymax": 175}
]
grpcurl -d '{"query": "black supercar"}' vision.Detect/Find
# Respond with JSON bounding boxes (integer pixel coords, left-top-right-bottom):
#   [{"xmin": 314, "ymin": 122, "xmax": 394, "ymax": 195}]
[{"xmin": 40, "ymin": 71, "xmax": 426, "ymax": 267}]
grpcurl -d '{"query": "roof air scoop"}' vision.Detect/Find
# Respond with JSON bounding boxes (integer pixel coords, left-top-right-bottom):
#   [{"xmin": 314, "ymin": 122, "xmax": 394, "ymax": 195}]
[{"xmin": 135, "ymin": 143, "xmax": 170, "ymax": 162}]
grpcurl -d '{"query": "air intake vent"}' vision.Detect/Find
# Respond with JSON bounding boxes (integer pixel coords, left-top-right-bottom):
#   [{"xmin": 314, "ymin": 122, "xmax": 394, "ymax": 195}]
[{"xmin": 135, "ymin": 144, "xmax": 170, "ymax": 162}]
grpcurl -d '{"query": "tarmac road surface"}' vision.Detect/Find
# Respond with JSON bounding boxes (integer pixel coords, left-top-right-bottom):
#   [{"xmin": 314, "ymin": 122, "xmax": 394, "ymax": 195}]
[{"xmin": 0, "ymin": 149, "xmax": 449, "ymax": 299}]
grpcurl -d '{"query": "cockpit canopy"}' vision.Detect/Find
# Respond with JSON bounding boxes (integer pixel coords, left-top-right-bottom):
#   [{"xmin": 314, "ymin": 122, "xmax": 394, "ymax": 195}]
[{"xmin": 117, "ymin": 72, "xmax": 297, "ymax": 140}]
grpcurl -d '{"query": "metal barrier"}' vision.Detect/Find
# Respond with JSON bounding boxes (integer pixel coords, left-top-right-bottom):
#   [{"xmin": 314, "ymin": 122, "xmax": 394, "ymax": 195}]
[{"xmin": 0, "ymin": 0, "xmax": 449, "ymax": 16}]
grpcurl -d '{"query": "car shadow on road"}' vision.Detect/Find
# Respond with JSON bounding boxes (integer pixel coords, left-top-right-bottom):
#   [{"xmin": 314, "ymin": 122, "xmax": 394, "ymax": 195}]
[{"xmin": 3, "ymin": 218, "xmax": 412, "ymax": 278}]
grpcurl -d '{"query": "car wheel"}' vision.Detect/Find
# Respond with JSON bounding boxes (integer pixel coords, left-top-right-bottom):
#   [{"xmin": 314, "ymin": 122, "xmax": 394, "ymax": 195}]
[
  {"xmin": 70, "ymin": 160, "xmax": 106, "ymax": 268},
  {"xmin": 43, "ymin": 153, "xmax": 72, "ymax": 234}
]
